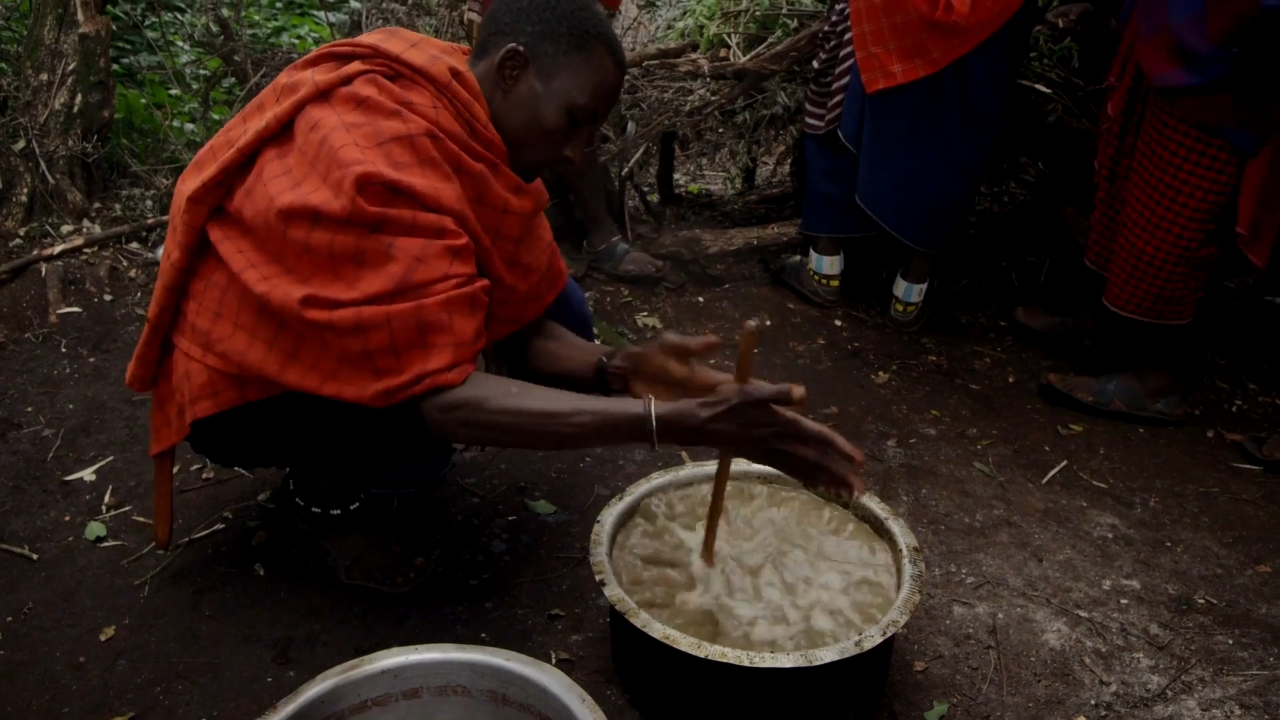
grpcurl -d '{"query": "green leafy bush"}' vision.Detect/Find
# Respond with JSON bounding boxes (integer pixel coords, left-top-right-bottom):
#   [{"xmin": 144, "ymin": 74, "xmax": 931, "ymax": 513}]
[{"xmin": 106, "ymin": 0, "xmax": 359, "ymax": 170}]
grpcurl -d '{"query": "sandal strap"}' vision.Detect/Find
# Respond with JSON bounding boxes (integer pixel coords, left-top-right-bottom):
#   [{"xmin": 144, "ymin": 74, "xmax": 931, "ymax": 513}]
[{"xmin": 583, "ymin": 234, "xmax": 624, "ymax": 256}]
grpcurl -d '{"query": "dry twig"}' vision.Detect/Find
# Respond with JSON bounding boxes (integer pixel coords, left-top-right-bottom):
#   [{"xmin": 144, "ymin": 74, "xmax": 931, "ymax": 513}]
[
  {"xmin": 0, "ymin": 543, "xmax": 39, "ymax": 561},
  {"xmin": 1150, "ymin": 659, "xmax": 1199, "ymax": 699},
  {"xmin": 994, "ymin": 618, "xmax": 1008, "ymax": 709},
  {"xmin": 0, "ymin": 216, "xmax": 169, "ymax": 281},
  {"xmin": 1082, "ymin": 655, "xmax": 1113, "ymax": 685}
]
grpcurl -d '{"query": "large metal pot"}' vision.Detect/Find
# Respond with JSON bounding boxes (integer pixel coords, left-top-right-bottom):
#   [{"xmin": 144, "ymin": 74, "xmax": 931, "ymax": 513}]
[
  {"xmin": 261, "ymin": 644, "xmax": 607, "ymax": 720},
  {"xmin": 589, "ymin": 460, "xmax": 925, "ymax": 719}
]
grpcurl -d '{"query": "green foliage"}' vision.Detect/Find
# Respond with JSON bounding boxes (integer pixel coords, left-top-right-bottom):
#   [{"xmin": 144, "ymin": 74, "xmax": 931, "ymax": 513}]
[
  {"xmin": 649, "ymin": 0, "xmax": 825, "ymax": 57},
  {"xmin": 105, "ymin": 0, "xmax": 360, "ymax": 169},
  {"xmin": 0, "ymin": 0, "xmax": 31, "ymax": 85},
  {"xmin": 1020, "ymin": 0, "xmax": 1096, "ymax": 129}
]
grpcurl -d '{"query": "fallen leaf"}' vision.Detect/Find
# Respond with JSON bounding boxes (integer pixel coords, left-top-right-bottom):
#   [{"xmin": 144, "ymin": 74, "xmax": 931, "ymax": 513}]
[
  {"xmin": 525, "ymin": 499, "xmax": 558, "ymax": 515},
  {"xmin": 1068, "ymin": 423, "xmax": 1086, "ymax": 432},
  {"xmin": 923, "ymin": 701, "xmax": 950, "ymax": 720},
  {"xmin": 109, "ymin": 714, "xmax": 136, "ymax": 720},
  {"xmin": 550, "ymin": 650, "xmax": 575, "ymax": 666},
  {"xmin": 834, "ymin": 319, "xmax": 843, "ymax": 327},
  {"xmin": 634, "ymin": 314, "xmax": 663, "ymax": 330},
  {"xmin": 972, "ymin": 461, "xmax": 997, "ymax": 478},
  {"xmin": 1057, "ymin": 425, "xmax": 1081, "ymax": 436},
  {"xmin": 99, "ymin": 625, "xmax": 116, "ymax": 642},
  {"xmin": 1256, "ymin": 565, "xmax": 1271, "ymax": 573},
  {"xmin": 63, "ymin": 456, "xmax": 114, "ymax": 481},
  {"xmin": 872, "ymin": 371, "xmax": 891, "ymax": 385},
  {"xmin": 913, "ymin": 660, "xmax": 928, "ymax": 672},
  {"xmin": 253, "ymin": 563, "xmax": 265, "ymax": 576},
  {"xmin": 592, "ymin": 318, "xmax": 629, "ymax": 349},
  {"xmin": 546, "ymin": 608, "xmax": 566, "ymax": 620},
  {"xmin": 886, "ymin": 438, "xmax": 899, "ymax": 448},
  {"xmin": 84, "ymin": 521, "xmax": 107, "ymax": 542},
  {"xmin": 978, "ymin": 439, "xmax": 995, "ymax": 446},
  {"xmin": 1008, "ymin": 374, "xmax": 1016, "ymax": 383},
  {"xmin": 930, "ymin": 410, "xmax": 942, "ymax": 418},
  {"xmin": 54, "ymin": 307, "xmax": 83, "ymax": 314},
  {"xmin": 201, "ymin": 467, "xmax": 216, "ymax": 480}
]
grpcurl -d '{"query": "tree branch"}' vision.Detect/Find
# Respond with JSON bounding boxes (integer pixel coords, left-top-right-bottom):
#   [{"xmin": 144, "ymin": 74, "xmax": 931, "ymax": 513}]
[{"xmin": 0, "ymin": 216, "xmax": 168, "ymax": 281}]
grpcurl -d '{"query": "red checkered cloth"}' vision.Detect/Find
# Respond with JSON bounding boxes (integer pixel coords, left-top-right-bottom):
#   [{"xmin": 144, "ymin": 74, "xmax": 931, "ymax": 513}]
[
  {"xmin": 1085, "ymin": 25, "xmax": 1243, "ymax": 324},
  {"xmin": 848, "ymin": 0, "xmax": 1023, "ymax": 94},
  {"xmin": 126, "ymin": 29, "xmax": 568, "ymax": 456}
]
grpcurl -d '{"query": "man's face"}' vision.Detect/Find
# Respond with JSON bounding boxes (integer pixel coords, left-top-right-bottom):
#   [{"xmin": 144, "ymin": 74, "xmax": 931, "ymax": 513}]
[{"xmin": 484, "ymin": 44, "xmax": 624, "ymax": 183}]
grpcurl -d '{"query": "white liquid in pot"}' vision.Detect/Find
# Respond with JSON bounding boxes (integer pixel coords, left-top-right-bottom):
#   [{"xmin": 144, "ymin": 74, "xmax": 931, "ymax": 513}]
[{"xmin": 611, "ymin": 481, "xmax": 898, "ymax": 652}]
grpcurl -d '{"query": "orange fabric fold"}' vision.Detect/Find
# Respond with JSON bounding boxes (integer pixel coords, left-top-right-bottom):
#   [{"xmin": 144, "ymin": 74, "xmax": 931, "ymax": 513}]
[
  {"xmin": 126, "ymin": 29, "xmax": 568, "ymax": 456},
  {"xmin": 849, "ymin": 0, "xmax": 1024, "ymax": 94}
]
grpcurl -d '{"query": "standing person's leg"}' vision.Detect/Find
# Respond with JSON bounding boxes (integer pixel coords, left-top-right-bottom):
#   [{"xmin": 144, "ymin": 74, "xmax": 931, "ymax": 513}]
[
  {"xmin": 1040, "ymin": 47, "xmax": 1244, "ymax": 422},
  {"xmin": 777, "ymin": 3, "xmax": 1028, "ymax": 327},
  {"xmin": 547, "ymin": 146, "xmax": 677, "ymax": 286},
  {"xmin": 852, "ymin": 9, "xmax": 1030, "ymax": 329},
  {"xmin": 775, "ymin": 130, "xmax": 878, "ymax": 307},
  {"xmin": 774, "ymin": 0, "xmax": 869, "ymax": 308}
]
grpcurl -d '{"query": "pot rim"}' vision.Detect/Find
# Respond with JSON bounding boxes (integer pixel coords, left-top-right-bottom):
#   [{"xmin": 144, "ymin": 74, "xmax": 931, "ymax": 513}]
[
  {"xmin": 260, "ymin": 643, "xmax": 607, "ymax": 719},
  {"xmin": 589, "ymin": 460, "xmax": 926, "ymax": 668}
]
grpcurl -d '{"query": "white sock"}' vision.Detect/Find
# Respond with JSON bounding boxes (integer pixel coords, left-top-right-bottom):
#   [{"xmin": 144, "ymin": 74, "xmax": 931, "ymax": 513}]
[
  {"xmin": 892, "ymin": 273, "xmax": 928, "ymax": 303},
  {"xmin": 807, "ymin": 249, "xmax": 843, "ymax": 289}
]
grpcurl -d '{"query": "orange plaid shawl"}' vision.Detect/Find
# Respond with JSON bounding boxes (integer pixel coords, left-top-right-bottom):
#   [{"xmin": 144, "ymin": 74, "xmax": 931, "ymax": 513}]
[
  {"xmin": 126, "ymin": 29, "xmax": 568, "ymax": 456},
  {"xmin": 850, "ymin": 0, "xmax": 1024, "ymax": 94}
]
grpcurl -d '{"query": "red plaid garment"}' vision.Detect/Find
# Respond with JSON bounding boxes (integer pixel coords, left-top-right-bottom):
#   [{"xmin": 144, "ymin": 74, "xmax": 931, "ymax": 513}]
[
  {"xmin": 126, "ymin": 30, "xmax": 568, "ymax": 456},
  {"xmin": 1086, "ymin": 26, "xmax": 1243, "ymax": 324},
  {"xmin": 848, "ymin": 0, "xmax": 1023, "ymax": 94}
]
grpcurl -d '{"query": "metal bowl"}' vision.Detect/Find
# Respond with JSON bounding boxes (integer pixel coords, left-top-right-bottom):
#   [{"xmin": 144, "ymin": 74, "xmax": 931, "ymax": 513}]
[
  {"xmin": 589, "ymin": 460, "xmax": 926, "ymax": 719},
  {"xmin": 261, "ymin": 644, "xmax": 607, "ymax": 720}
]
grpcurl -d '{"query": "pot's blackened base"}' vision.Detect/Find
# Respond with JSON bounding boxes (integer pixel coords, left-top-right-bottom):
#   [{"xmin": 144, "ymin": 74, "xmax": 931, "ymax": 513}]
[{"xmin": 610, "ymin": 608, "xmax": 894, "ymax": 719}]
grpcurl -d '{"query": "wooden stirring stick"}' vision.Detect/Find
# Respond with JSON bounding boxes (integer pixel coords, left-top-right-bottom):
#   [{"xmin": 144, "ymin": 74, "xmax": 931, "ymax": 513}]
[{"xmin": 700, "ymin": 320, "xmax": 760, "ymax": 566}]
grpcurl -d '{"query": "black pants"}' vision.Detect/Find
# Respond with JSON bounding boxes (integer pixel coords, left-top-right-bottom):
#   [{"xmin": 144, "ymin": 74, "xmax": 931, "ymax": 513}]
[{"xmin": 188, "ymin": 392, "xmax": 455, "ymax": 493}]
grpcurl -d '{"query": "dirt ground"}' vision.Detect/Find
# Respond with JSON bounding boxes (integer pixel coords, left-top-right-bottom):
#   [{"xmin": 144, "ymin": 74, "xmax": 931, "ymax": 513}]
[{"xmin": 1, "ymin": 242, "xmax": 1277, "ymax": 720}]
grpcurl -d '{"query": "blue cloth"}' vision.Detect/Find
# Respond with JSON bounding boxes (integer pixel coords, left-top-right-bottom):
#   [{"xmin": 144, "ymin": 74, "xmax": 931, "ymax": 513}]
[
  {"xmin": 544, "ymin": 277, "xmax": 595, "ymax": 342},
  {"xmin": 187, "ymin": 279, "xmax": 595, "ymax": 493},
  {"xmin": 800, "ymin": 9, "xmax": 1028, "ymax": 253}
]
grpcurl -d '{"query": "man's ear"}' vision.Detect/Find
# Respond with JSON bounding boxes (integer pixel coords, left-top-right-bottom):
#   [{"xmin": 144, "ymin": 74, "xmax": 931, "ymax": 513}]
[{"xmin": 495, "ymin": 43, "xmax": 531, "ymax": 92}]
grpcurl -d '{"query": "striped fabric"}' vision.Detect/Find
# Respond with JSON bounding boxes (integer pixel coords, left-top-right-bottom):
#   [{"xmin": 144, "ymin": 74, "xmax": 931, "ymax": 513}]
[{"xmin": 803, "ymin": 1, "xmax": 855, "ymax": 135}]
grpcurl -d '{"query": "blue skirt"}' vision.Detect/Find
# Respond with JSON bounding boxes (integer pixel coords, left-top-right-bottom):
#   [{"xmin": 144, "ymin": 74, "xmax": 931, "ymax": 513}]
[{"xmin": 801, "ymin": 13, "xmax": 1028, "ymax": 253}]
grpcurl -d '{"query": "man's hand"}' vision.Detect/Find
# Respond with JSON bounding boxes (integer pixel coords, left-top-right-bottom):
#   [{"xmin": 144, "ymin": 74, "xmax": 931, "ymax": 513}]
[
  {"xmin": 611, "ymin": 333, "xmax": 734, "ymax": 400},
  {"xmin": 663, "ymin": 382, "xmax": 867, "ymax": 497}
]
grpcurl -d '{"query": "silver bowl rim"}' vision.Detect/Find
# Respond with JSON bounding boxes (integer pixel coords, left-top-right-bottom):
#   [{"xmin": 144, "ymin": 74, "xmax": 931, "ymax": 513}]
[
  {"xmin": 260, "ymin": 643, "xmax": 607, "ymax": 719},
  {"xmin": 588, "ymin": 460, "xmax": 926, "ymax": 668}
]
